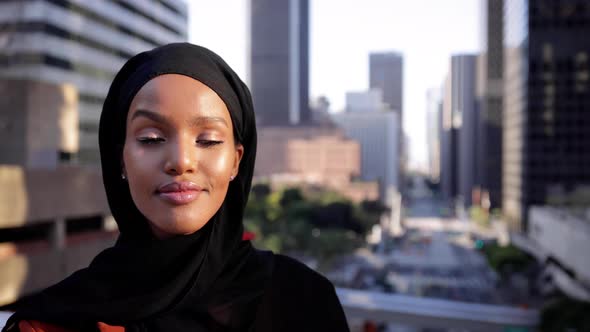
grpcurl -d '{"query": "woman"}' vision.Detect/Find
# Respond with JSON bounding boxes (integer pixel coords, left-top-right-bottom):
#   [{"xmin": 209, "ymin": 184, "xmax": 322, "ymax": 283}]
[{"xmin": 3, "ymin": 43, "xmax": 349, "ymax": 332}]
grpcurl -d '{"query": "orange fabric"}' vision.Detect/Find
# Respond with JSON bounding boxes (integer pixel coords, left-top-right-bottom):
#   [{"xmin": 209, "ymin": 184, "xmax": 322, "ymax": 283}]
[
  {"xmin": 18, "ymin": 321, "xmax": 125, "ymax": 332},
  {"xmin": 97, "ymin": 322, "xmax": 125, "ymax": 332}
]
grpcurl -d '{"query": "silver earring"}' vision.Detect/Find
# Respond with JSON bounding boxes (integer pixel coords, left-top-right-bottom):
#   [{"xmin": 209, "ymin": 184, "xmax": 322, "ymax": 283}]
[
  {"xmin": 121, "ymin": 173, "xmax": 126, "ymax": 180},
  {"xmin": 230, "ymin": 175, "xmax": 235, "ymax": 181}
]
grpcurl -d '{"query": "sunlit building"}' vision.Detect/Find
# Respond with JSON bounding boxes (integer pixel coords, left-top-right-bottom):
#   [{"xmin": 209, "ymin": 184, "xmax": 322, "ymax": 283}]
[
  {"xmin": 255, "ymin": 126, "xmax": 378, "ymax": 202},
  {"xmin": 426, "ymin": 88, "xmax": 442, "ymax": 184},
  {"xmin": 0, "ymin": 0, "xmax": 188, "ymax": 165},
  {"xmin": 526, "ymin": 206, "xmax": 590, "ymax": 302},
  {"xmin": 0, "ymin": 0, "xmax": 188, "ymax": 306},
  {"xmin": 255, "ymin": 127, "xmax": 359, "ymax": 186},
  {"xmin": 440, "ymin": 73, "xmax": 458, "ymax": 202},
  {"xmin": 249, "ymin": 0, "xmax": 310, "ymax": 126},
  {"xmin": 502, "ymin": 0, "xmax": 590, "ymax": 231}
]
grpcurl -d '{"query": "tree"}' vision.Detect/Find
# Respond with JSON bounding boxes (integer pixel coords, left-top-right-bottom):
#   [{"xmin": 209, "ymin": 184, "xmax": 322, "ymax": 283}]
[
  {"xmin": 280, "ymin": 187, "xmax": 304, "ymax": 207},
  {"xmin": 244, "ymin": 184, "xmax": 371, "ymax": 261},
  {"xmin": 251, "ymin": 183, "xmax": 271, "ymax": 200}
]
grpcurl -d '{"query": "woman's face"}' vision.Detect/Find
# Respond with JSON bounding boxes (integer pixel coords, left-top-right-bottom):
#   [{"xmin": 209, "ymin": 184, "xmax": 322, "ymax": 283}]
[{"xmin": 123, "ymin": 74, "xmax": 243, "ymax": 239}]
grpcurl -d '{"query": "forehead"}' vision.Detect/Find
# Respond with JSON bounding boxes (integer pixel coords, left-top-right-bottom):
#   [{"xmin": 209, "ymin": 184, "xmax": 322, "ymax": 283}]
[{"xmin": 129, "ymin": 74, "xmax": 231, "ymax": 122}]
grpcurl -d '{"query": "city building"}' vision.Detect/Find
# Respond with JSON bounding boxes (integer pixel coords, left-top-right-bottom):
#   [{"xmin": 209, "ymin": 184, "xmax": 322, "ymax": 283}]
[
  {"xmin": 255, "ymin": 126, "xmax": 378, "ymax": 202},
  {"xmin": 249, "ymin": 0, "xmax": 310, "ymax": 126},
  {"xmin": 0, "ymin": 0, "xmax": 188, "ymax": 165},
  {"xmin": 474, "ymin": 54, "xmax": 487, "ymax": 206},
  {"xmin": 332, "ymin": 92, "xmax": 401, "ymax": 204},
  {"xmin": 0, "ymin": 0, "xmax": 188, "ymax": 305},
  {"xmin": 524, "ymin": 206, "xmax": 590, "ymax": 302},
  {"xmin": 502, "ymin": 0, "xmax": 590, "ymax": 231},
  {"xmin": 369, "ymin": 52, "xmax": 403, "ymax": 117},
  {"xmin": 0, "ymin": 79, "xmax": 78, "ymax": 167},
  {"xmin": 426, "ymin": 88, "xmax": 442, "ymax": 184},
  {"xmin": 440, "ymin": 74, "xmax": 457, "ymax": 202},
  {"xmin": 369, "ymin": 52, "xmax": 405, "ymax": 195},
  {"xmin": 477, "ymin": 0, "xmax": 504, "ymax": 210},
  {"xmin": 440, "ymin": 55, "xmax": 479, "ymax": 207},
  {"xmin": 345, "ymin": 89, "xmax": 384, "ymax": 113}
]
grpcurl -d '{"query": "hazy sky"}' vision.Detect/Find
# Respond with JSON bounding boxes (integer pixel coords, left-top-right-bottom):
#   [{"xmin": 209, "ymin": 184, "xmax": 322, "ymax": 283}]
[{"xmin": 189, "ymin": 0, "xmax": 483, "ymax": 169}]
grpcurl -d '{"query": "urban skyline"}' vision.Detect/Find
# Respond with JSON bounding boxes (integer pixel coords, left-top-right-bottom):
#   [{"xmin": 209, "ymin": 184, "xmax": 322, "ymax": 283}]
[{"xmin": 189, "ymin": 0, "xmax": 482, "ymax": 170}]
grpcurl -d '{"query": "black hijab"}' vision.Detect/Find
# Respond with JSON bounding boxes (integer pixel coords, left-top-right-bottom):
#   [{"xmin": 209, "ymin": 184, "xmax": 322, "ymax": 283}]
[{"xmin": 4, "ymin": 43, "xmax": 273, "ymax": 331}]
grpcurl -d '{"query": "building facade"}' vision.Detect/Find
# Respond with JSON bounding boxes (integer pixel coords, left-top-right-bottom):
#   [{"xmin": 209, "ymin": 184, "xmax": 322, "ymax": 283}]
[
  {"xmin": 255, "ymin": 126, "xmax": 360, "ymax": 188},
  {"xmin": 332, "ymin": 99, "xmax": 401, "ymax": 204},
  {"xmin": 369, "ymin": 52, "xmax": 404, "ymax": 194},
  {"xmin": 255, "ymin": 126, "xmax": 378, "ymax": 202},
  {"xmin": 345, "ymin": 89, "xmax": 384, "ymax": 113},
  {"xmin": 503, "ymin": 0, "xmax": 590, "ymax": 231},
  {"xmin": 0, "ymin": 0, "xmax": 188, "ymax": 166},
  {"xmin": 478, "ymin": 0, "xmax": 504, "ymax": 210},
  {"xmin": 249, "ymin": 0, "xmax": 310, "ymax": 126},
  {"xmin": 369, "ymin": 52, "xmax": 403, "ymax": 116},
  {"xmin": 426, "ymin": 88, "xmax": 442, "ymax": 184},
  {"xmin": 527, "ymin": 206, "xmax": 590, "ymax": 301},
  {"xmin": 440, "ymin": 55, "xmax": 479, "ymax": 207}
]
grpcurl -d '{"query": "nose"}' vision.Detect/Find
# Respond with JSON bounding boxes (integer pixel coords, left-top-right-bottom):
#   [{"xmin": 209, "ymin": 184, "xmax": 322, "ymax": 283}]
[{"xmin": 164, "ymin": 135, "xmax": 196, "ymax": 175}]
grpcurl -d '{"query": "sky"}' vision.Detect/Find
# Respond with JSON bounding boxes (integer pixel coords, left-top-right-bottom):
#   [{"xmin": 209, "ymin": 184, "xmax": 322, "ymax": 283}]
[{"xmin": 189, "ymin": 0, "xmax": 483, "ymax": 170}]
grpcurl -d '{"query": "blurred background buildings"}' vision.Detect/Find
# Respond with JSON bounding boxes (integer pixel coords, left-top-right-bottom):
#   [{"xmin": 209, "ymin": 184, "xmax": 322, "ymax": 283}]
[
  {"xmin": 502, "ymin": 0, "xmax": 590, "ymax": 232},
  {"xmin": 431, "ymin": 1, "xmax": 590, "ymax": 326},
  {"xmin": 0, "ymin": 0, "xmax": 188, "ymax": 165},
  {"xmin": 0, "ymin": 0, "xmax": 188, "ymax": 306},
  {"xmin": 332, "ymin": 90, "xmax": 401, "ymax": 203}
]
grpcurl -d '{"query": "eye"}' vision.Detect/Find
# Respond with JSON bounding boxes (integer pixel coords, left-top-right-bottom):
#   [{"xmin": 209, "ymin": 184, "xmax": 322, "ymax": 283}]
[
  {"xmin": 137, "ymin": 137, "xmax": 165, "ymax": 145},
  {"xmin": 196, "ymin": 139, "xmax": 223, "ymax": 148}
]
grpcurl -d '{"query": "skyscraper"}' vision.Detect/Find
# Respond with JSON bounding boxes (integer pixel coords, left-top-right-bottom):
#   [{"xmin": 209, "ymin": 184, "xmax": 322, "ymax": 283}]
[
  {"xmin": 478, "ymin": 0, "xmax": 504, "ymax": 210},
  {"xmin": 369, "ymin": 52, "xmax": 403, "ymax": 115},
  {"xmin": 426, "ymin": 88, "xmax": 442, "ymax": 184},
  {"xmin": 440, "ymin": 55, "xmax": 478, "ymax": 206},
  {"xmin": 503, "ymin": 0, "xmax": 590, "ymax": 231},
  {"xmin": 441, "ymin": 73, "xmax": 456, "ymax": 202},
  {"xmin": 369, "ymin": 52, "xmax": 404, "ymax": 193},
  {"xmin": 0, "ymin": 0, "xmax": 188, "ymax": 165},
  {"xmin": 250, "ymin": 0, "xmax": 310, "ymax": 126}
]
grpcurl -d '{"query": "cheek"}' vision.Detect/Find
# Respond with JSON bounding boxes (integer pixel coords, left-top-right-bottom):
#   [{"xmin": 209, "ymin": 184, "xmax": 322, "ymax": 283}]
[
  {"xmin": 124, "ymin": 144, "xmax": 156, "ymax": 175},
  {"xmin": 123, "ymin": 144, "xmax": 157, "ymax": 197},
  {"xmin": 206, "ymin": 150, "xmax": 235, "ymax": 180}
]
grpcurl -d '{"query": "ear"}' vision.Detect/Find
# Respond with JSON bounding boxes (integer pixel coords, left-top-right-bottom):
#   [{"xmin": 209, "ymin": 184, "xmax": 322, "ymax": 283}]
[{"xmin": 232, "ymin": 144, "xmax": 244, "ymax": 179}]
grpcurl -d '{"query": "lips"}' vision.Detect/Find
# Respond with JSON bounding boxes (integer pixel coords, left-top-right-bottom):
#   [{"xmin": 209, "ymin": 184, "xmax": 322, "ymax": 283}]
[{"xmin": 156, "ymin": 181, "xmax": 204, "ymax": 205}]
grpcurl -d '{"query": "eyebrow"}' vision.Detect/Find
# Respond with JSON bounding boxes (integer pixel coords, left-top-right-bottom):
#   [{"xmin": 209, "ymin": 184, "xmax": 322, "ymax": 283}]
[{"xmin": 131, "ymin": 109, "xmax": 229, "ymax": 128}]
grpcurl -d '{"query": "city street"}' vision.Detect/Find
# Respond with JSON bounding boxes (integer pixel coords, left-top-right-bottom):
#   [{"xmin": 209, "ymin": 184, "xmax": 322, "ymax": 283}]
[{"xmin": 329, "ymin": 176, "xmax": 517, "ymax": 305}]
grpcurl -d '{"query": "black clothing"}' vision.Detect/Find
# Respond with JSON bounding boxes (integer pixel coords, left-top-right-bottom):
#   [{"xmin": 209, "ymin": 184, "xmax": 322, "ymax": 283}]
[
  {"xmin": 253, "ymin": 255, "xmax": 350, "ymax": 332},
  {"xmin": 3, "ymin": 43, "xmax": 349, "ymax": 332}
]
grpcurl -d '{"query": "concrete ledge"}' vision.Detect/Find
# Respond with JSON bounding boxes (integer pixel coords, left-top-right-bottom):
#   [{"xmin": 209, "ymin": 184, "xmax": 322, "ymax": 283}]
[
  {"xmin": 337, "ymin": 288, "xmax": 539, "ymax": 332},
  {"xmin": 0, "ymin": 165, "xmax": 110, "ymax": 228}
]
